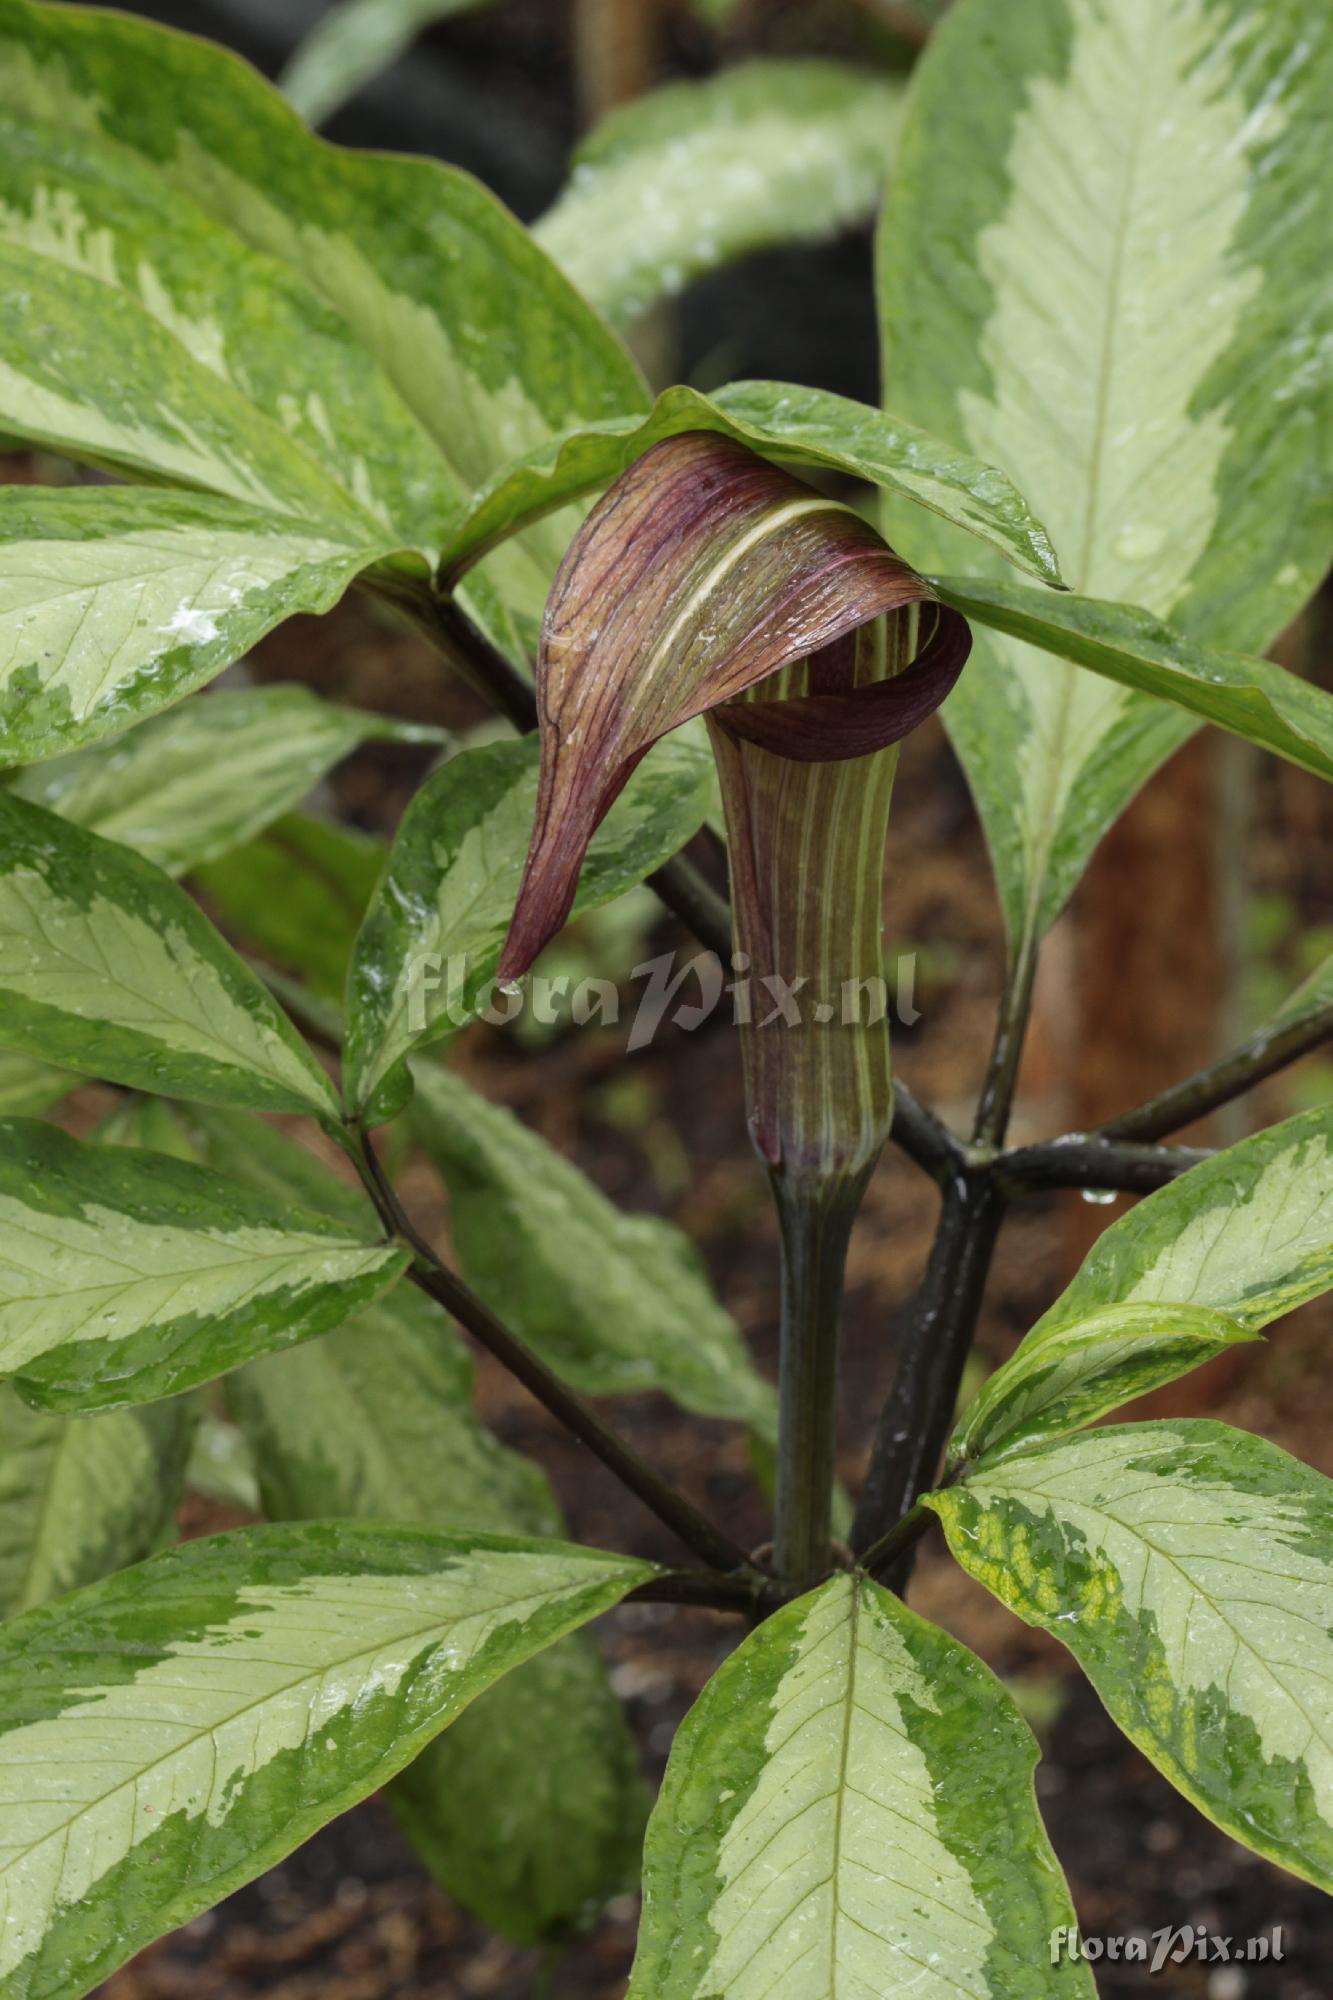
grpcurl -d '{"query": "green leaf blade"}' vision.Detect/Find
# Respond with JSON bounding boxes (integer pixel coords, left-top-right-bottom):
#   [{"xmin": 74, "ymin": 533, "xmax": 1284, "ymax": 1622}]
[
  {"xmin": 935, "ymin": 578, "xmax": 1333, "ymax": 786},
  {"xmin": 344, "ymin": 732, "xmax": 714, "ymax": 1120},
  {"xmin": 952, "ymin": 1301, "xmax": 1258, "ymax": 1468},
  {"xmin": 12, "ymin": 684, "xmax": 440, "ymax": 877},
  {"xmin": 0, "ymin": 1522, "xmax": 652, "ymax": 1998},
  {"xmin": 0, "ymin": 1390, "xmax": 193, "ymax": 1618},
  {"xmin": 535, "ymin": 61, "xmax": 903, "ymax": 331},
  {"xmin": 0, "ymin": 489, "xmax": 391, "ymax": 765},
  {"xmin": 955, "ymin": 1110, "xmax": 1333, "ymax": 1465},
  {"xmin": 0, "ymin": 792, "xmax": 337, "ymax": 1116},
  {"xmin": 281, "ymin": 0, "xmax": 490, "ymax": 126},
  {"xmin": 412, "ymin": 1064, "xmax": 776, "ymax": 1433},
  {"xmin": 879, "ymin": 0, "xmax": 1333, "ymax": 949},
  {"xmin": 193, "ymin": 811, "xmax": 385, "ymax": 1000},
  {"xmin": 1036, "ymin": 1109, "xmax": 1333, "ymax": 1339},
  {"xmin": 629, "ymin": 1571, "xmax": 1092, "ymax": 1998},
  {"xmin": 929, "ymin": 1422, "xmax": 1333, "ymax": 1891},
  {"xmin": 0, "ymin": 1120, "xmax": 410, "ymax": 1411},
  {"xmin": 189, "ymin": 1103, "xmax": 649, "ymax": 1947},
  {"xmin": 0, "ymin": 1052, "xmax": 75, "ymax": 1118},
  {"xmin": 0, "ymin": 0, "xmax": 647, "ymax": 645},
  {"xmin": 444, "ymin": 379, "xmax": 1063, "ymax": 589}
]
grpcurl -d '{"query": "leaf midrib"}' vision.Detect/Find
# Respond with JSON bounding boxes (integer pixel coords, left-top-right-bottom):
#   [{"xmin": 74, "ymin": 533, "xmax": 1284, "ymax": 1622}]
[
  {"xmin": 1, "ymin": 1576, "xmax": 576, "ymax": 1888},
  {"xmin": 1014, "ymin": 10, "xmax": 1161, "ymax": 957},
  {"xmin": 1011, "ymin": 1479, "xmax": 1333, "ymax": 1759},
  {"xmin": 0, "ymin": 111, "xmax": 449, "ymax": 552},
  {"xmin": 3, "ymin": 869, "xmax": 325, "ymax": 1103}
]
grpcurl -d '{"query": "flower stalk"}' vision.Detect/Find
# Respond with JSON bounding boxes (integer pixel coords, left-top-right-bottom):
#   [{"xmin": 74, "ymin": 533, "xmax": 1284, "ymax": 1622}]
[
  {"xmin": 711, "ymin": 616, "xmax": 914, "ymax": 1582},
  {"xmin": 494, "ymin": 431, "xmax": 971, "ymax": 1592},
  {"xmin": 769, "ymin": 1172, "xmax": 868, "ymax": 1583}
]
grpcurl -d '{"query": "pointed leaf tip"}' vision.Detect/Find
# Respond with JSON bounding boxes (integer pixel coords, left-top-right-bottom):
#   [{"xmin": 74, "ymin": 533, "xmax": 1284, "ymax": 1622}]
[{"xmin": 498, "ymin": 431, "xmax": 970, "ymax": 979}]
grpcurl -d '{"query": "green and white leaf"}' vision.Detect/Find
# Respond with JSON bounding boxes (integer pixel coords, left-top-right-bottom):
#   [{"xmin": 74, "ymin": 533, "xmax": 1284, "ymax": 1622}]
[
  {"xmin": 879, "ymin": 0, "xmax": 1333, "ymax": 950},
  {"xmin": 0, "ymin": 791, "xmax": 337, "ymax": 1115},
  {"xmin": 1034, "ymin": 1109, "xmax": 1333, "ymax": 1337},
  {"xmin": 0, "ymin": 1118, "xmax": 409, "ymax": 1411},
  {"xmin": 444, "ymin": 378, "xmax": 1062, "ymax": 589},
  {"xmin": 0, "ymin": 1389, "xmax": 193, "ymax": 1618},
  {"xmin": 412, "ymin": 1065, "xmax": 776, "ymax": 1432},
  {"xmin": 281, "ymin": 0, "xmax": 491, "ymax": 126},
  {"xmin": 934, "ymin": 577, "xmax": 1333, "ymax": 785},
  {"xmin": 929, "ymin": 1423, "xmax": 1333, "ymax": 1891},
  {"xmin": 231, "ymin": 1269, "xmax": 561, "ymax": 1542},
  {"xmin": 0, "ymin": 488, "xmax": 395, "ymax": 764},
  {"xmin": 954, "ymin": 1111, "xmax": 1333, "ymax": 1465},
  {"xmin": 629, "ymin": 1570, "xmax": 1092, "ymax": 1998},
  {"xmin": 11, "ymin": 683, "xmax": 440, "ymax": 875},
  {"xmin": 344, "ymin": 731, "xmax": 714, "ymax": 1120},
  {"xmin": 951, "ymin": 1301, "xmax": 1257, "ymax": 1469},
  {"xmin": 0, "ymin": 0, "xmax": 646, "ymax": 653},
  {"xmin": 536, "ymin": 62, "xmax": 902, "ymax": 331},
  {"xmin": 188, "ymin": 1101, "xmax": 556, "ymax": 1543},
  {"xmin": 217, "ymin": 1103, "xmax": 647, "ymax": 1946},
  {"xmin": 0, "ymin": 1521, "xmax": 653, "ymax": 1997},
  {"xmin": 194, "ymin": 811, "xmax": 386, "ymax": 999}
]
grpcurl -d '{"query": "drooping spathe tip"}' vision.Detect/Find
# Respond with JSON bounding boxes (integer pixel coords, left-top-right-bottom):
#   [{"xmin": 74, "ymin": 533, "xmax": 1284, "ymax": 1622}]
[{"xmin": 498, "ymin": 431, "xmax": 970, "ymax": 980}]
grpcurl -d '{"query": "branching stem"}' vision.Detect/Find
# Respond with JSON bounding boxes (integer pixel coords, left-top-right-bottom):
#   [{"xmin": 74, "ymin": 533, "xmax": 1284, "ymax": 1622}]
[
  {"xmin": 850, "ymin": 1168, "xmax": 1002, "ymax": 1563},
  {"xmin": 1097, "ymin": 999, "xmax": 1333, "ymax": 1142},
  {"xmin": 997, "ymin": 1135, "xmax": 1213, "ymax": 1193}
]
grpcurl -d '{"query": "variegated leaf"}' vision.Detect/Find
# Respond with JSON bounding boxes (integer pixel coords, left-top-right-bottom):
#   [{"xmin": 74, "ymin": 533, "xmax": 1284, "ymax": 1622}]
[
  {"xmin": 629, "ymin": 1571, "xmax": 1092, "ymax": 1998},
  {"xmin": 93, "ymin": 1091, "xmax": 206, "ymax": 1161},
  {"xmin": 0, "ymin": 791, "xmax": 337, "ymax": 1115},
  {"xmin": 0, "ymin": 1389, "xmax": 193, "ymax": 1618},
  {"xmin": 0, "ymin": 1522, "xmax": 653, "ymax": 1997},
  {"xmin": 212, "ymin": 1106, "xmax": 648, "ymax": 1947},
  {"xmin": 443, "ymin": 379, "xmax": 1061, "ymax": 589},
  {"xmin": 344, "ymin": 731, "xmax": 713, "ymax": 1121},
  {"xmin": 929, "ymin": 1423, "xmax": 1333, "ymax": 1891},
  {"xmin": 0, "ymin": 489, "xmax": 394, "ymax": 765},
  {"xmin": 412, "ymin": 1064, "xmax": 776, "ymax": 1433},
  {"xmin": 11, "ymin": 684, "xmax": 440, "ymax": 875},
  {"xmin": 1032, "ymin": 1109, "xmax": 1333, "ymax": 1336},
  {"xmin": 0, "ymin": 1118, "xmax": 409, "ymax": 1411},
  {"xmin": 232, "ymin": 1268, "xmax": 562, "ymax": 1542},
  {"xmin": 535, "ymin": 62, "xmax": 902, "ymax": 331},
  {"xmin": 934, "ymin": 577, "xmax": 1333, "ymax": 784},
  {"xmin": 0, "ymin": 0, "xmax": 646, "ymax": 661},
  {"xmin": 194, "ymin": 811, "xmax": 386, "ymax": 1000},
  {"xmin": 954, "ymin": 1110, "xmax": 1333, "ymax": 1466},
  {"xmin": 951, "ymin": 1302, "xmax": 1257, "ymax": 1470},
  {"xmin": 879, "ymin": 0, "xmax": 1332, "ymax": 951},
  {"xmin": 281, "ymin": 0, "xmax": 490, "ymax": 125}
]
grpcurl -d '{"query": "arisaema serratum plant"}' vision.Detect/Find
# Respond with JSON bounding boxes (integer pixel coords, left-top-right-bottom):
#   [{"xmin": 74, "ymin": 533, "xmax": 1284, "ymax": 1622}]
[{"xmin": 0, "ymin": 0, "xmax": 1329, "ymax": 1993}]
